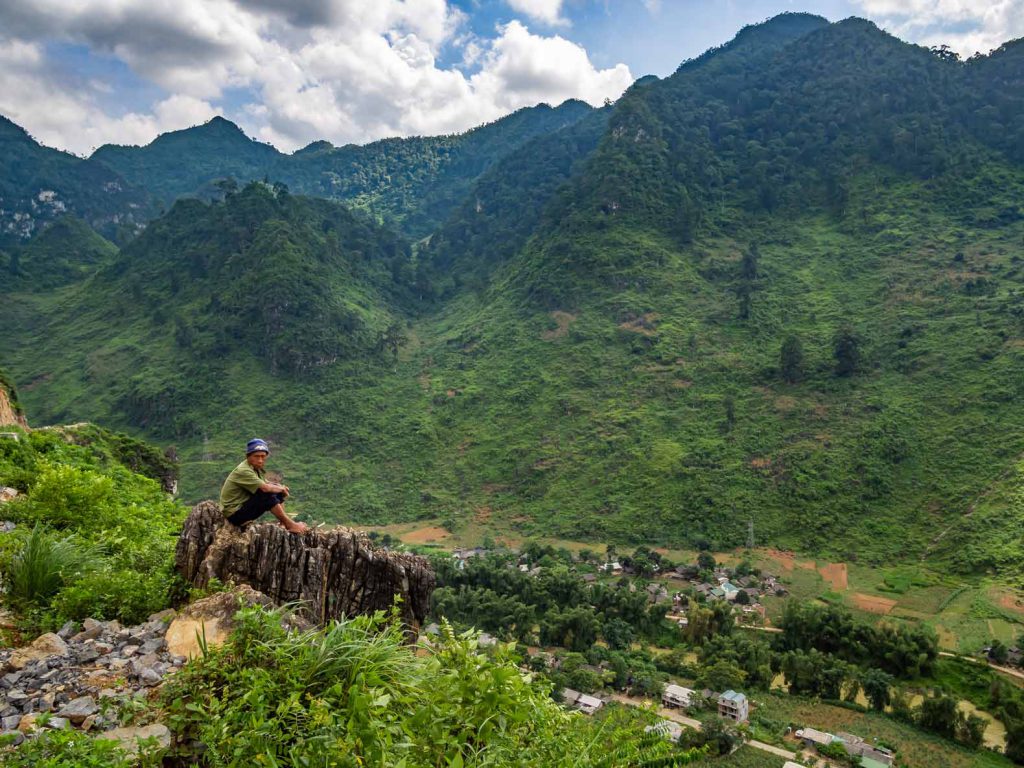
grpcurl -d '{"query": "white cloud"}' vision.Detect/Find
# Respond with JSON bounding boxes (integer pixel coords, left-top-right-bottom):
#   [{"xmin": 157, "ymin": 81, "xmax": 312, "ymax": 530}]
[
  {"xmin": 506, "ymin": 0, "xmax": 569, "ymax": 27},
  {"xmin": 0, "ymin": 0, "xmax": 634, "ymax": 154},
  {"xmin": 854, "ymin": 0, "xmax": 1024, "ymax": 57},
  {"xmin": 470, "ymin": 21, "xmax": 632, "ymax": 111},
  {"xmin": 0, "ymin": 39, "xmax": 217, "ymax": 154}
]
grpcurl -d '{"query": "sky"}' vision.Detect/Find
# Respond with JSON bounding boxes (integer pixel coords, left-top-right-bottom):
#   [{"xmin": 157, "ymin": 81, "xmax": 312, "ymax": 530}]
[{"xmin": 0, "ymin": 0, "xmax": 1020, "ymax": 157}]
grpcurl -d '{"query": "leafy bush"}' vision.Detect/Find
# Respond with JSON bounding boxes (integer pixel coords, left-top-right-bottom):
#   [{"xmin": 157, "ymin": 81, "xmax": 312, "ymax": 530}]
[
  {"xmin": 6, "ymin": 524, "xmax": 97, "ymax": 605},
  {"xmin": 162, "ymin": 605, "xmax": 705, "ymax": 767},
  {"xmin": 0, "ymin": 427, "xmax": 185, "ymax": 628}
]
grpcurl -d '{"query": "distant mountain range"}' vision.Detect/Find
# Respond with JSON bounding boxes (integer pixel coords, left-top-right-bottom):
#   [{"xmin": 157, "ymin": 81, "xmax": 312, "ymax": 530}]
[
  {"xmin": 0, "ymin": 99, "xmax": 593, "ymax": 248},
  {"xmin": 3, "ymin": 13, "xmax": 1024, "ymax": 573}
]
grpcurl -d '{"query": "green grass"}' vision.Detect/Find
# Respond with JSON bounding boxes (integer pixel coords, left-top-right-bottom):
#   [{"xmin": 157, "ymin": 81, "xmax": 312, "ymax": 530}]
[{"xmin": 690, "ymin": 746, "xmax": 786, "ymax": 767}]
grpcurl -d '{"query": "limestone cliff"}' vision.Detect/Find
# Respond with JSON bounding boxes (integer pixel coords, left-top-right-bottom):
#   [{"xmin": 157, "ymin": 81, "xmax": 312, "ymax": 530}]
[
  {"xmin": 0, "ymin": 370, "xmax": 28, "ymax": 429},
  {"xmin": 175, "ymin": 501, "xmax": 435, "ymax": 632}
]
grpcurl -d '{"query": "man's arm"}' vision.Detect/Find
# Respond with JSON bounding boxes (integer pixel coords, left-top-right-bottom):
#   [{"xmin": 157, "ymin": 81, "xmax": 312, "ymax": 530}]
[{"xmin": 259, "ymin": 481, "xmax": 289, "ymax": 497}]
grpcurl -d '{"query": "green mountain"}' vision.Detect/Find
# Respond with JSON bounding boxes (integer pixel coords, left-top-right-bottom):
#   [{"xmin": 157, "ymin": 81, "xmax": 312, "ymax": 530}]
[
  {"xmin": 3, "ymin": 182, "xmax": 414, "ymax": 436},
  {"xmin": 0, "ymin": 117, "xmax": 150, "ymax": 248},
  {"xmin": 4, "ymin": 215, "xmax": 118, "ymax": 289},
  {"xmin": 3, "ymin": 14, "xmax": 1024, "ymax": 573},
  {"xmin": 90, "ymin": 116, "xmax": 282, "ymax": 208},
  {"xmin": 89, "ymin": 101, "xmax": 593, "ymax": 238}
]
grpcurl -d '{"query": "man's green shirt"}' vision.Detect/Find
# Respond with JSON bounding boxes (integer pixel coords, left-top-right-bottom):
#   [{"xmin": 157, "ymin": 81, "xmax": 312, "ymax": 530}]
[{"xmin": 220, "ymin": 459, "xmax": 266, "ymax": 515}]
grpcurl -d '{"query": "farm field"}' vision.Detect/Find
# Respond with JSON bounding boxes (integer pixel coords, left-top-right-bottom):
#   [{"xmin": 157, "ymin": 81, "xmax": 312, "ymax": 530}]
[{"xmin": 755, "ymin": 694, "xmax": 1015, "ymax": 768}]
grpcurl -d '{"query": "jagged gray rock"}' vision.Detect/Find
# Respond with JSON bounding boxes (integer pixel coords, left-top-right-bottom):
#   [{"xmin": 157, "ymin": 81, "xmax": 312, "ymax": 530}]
[{"xmin": 175, "ymin": 501, "xmax": 435, "ymax": 631}]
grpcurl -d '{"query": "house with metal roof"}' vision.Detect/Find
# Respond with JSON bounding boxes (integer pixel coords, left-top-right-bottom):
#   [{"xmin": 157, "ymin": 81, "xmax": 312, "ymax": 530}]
[{"xmin": 717, "ymin": 690, "xmax": 748, "ymax": 722}]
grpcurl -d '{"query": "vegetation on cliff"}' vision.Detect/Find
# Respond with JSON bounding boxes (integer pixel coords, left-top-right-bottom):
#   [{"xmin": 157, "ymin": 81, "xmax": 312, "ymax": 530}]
[{"xmin": 0, "ymin": 424, "xmax": 184, "ymax": 629}]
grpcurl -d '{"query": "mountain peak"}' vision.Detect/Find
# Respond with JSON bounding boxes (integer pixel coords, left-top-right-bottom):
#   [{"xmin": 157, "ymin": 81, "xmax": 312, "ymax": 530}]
[
  {"xmin": 197, "ymin": 116, "xmax": 246, "ymax": 135},
  {"xmin": 678, "ymin": 11, "xmax": 829, "ymax": 72}
]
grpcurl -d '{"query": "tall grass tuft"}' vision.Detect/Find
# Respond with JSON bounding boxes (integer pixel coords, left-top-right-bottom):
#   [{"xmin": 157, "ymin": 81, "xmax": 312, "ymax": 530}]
[{"xmin": 7, "ymin": 524, "xmax": 97, "ymax": 605}]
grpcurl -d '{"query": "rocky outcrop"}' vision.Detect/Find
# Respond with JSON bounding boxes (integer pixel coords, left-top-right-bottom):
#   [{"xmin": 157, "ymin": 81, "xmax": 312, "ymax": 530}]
[
  {"xmin": 0, "ymin": 371, "xmax": 27, "ymax": 429},
  {"xmin": 175, "ymin": 501, "xmax": 435, "ymax": 632}
]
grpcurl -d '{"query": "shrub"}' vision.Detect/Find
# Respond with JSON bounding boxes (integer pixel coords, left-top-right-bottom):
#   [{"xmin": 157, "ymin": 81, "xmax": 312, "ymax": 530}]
[
  {"xmin": 6, "ymin": 524, "xmax": 97, "ymax": 606},
  {"xmin": 0, "ymin": 726, "xmax": 163, "ymax": 767}
]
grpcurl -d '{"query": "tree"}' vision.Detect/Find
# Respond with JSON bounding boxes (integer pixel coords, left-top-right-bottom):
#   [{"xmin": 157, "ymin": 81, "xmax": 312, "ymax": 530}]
[
  {"xmin": 697, "ymin": 552, "xmax": 716, "ymax": 572},
  {"xmin": 737, "ymin": 285, "xmax": 751, "ymax": 320},
  {"xmin": 603, "ymin": 618, "xmax": 635, "ymax": 650},
  {"xmin": 918, "ymin": 692, "xmax": 959, "ymax": 739},
  {"xmin": 695, "ymin": 715, "xmax": 742, "ymax": 756},
  {"xmin": 734, "ymin": 589, "xmax": 750, "ymax": 606},
  {"xmin": 741, "ymin": 243, "xmax": 759, "ymax": 281},
  {"xmin": 959, "ymin": 714, "xmax": 986, "ymax": 749},
  {"xmin": 697, "ymin": 659, "xmax": 747, "ymax": 692},
  {"xmin": 862, "ymin": 669, "xmax": 893, "ymax": 712},
  {"xmin": 990, "ymin": 639, "xmax": 1009, "ymax": 665},
  {"xmin": 780, "ymin": 335, "xmax": 804, "ymax": 383},
  {"xmin": 833, "ymin": 325, "xmax": 861, "ymax": 376}
]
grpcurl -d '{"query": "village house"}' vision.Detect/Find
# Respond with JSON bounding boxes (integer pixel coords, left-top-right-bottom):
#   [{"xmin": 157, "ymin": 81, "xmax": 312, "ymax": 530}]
[
  {"xmin": 599, "ymin": 561, "xmax": 622, "ymax": 573},
  {"xmin": 717, "ymin": 690, "xmax": 748, "ymax": 722},
  {"xmin": 796, "ymin": 727, "xmax": 835, "ymax": 750},
  {"xmin": 719, "ymin": 581, "xmax": 740, "ymax": 601},
  {"xmin": 561, "ymin": 688, "xmax": 603, "ymax": 715},
  {"xmin": 835, "ymin": 732, "xmax": 895, "ymax": 767},
  {"xmin": 645, "ymin": 583, "xmax": 671, "ymax": 604},
  {"xmin": 662, "ymin": 684, "xmax": 695, "ymax": 709}
]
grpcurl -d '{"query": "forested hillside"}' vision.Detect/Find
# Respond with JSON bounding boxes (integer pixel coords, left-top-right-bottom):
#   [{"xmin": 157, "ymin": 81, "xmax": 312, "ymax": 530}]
[
  {"xmin": 2, "ymin": 14, "xmax": 1024, "ymax": 573},
  {"xmin": 91, "ymin": 100, "xmax": 593, "ymax": 238},
  {"xmin": 0, "ymin": 117, "xmax": 150, "ymax": 247}
]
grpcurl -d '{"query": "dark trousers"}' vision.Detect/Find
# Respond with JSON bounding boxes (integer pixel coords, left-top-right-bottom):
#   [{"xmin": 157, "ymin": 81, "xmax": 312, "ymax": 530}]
[{"xmin": 227, "ymin": 491, "xmax": 284, "ymax": 527}]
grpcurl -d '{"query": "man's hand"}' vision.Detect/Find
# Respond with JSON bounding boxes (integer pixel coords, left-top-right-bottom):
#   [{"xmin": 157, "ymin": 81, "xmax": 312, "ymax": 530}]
[
  {"xmin": 280, "ymin": 484, "xmax": 290, "ymax": 498},
  {"xmin": 285, "ymin": 521, "xmax": 309, "ymax": 534}
]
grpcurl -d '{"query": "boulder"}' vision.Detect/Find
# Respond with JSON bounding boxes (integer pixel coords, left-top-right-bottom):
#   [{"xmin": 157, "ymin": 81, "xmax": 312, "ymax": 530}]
[
  {"xmin": 6, "ymin": 633, "xmax": 69, "ymax": 671},
  {"xmin": 175, "ymin": 501, "xmax": 435, "ymax": 633},
  {"xmin": 97, "ymin": 723, "xmax": 171, "ymax": 755},
  {"xmin": 164, "ymin": 585, "xmax": 275, "ymax": 659},
  {"xmin": 58, "ymin": 695, "xmax": 97, "ymax": 724}
]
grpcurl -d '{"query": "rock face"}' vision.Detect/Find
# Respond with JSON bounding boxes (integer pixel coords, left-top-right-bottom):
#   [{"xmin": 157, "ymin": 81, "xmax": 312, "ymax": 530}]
[
  {"xmin": 175, "ymin": 501, "xmax": 435, "ymax": 632},
  {"xmin": 0, "ymin": 373, "xmax": 28, "ymax": 429},
  {"xmin": 164, "ymin": 585, "xmax": 280, "ymax": 659}
]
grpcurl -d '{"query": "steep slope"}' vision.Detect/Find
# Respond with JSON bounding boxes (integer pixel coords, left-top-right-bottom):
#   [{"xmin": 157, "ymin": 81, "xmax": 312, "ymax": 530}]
[
  {"xmin": 425, "ymin": 103, "xmax": 613, "ymax": 294},
  {"xmin": 418, "ymin": 14, "xmax": 1024, "ymax": 564},
  {"xmin": 0, "ymin": 117, "xmax": 150, "ymax": 247},
  {"xmin": 0, "ymin": 367, "xmax": 28, "ymax": 428},
  {"xmin": 1, "ymin": 182, "xmax": 416, "ymax": 438},
  {"xmin": 5, "ymin": 215, "xmax": 118, "ymax": 289}
]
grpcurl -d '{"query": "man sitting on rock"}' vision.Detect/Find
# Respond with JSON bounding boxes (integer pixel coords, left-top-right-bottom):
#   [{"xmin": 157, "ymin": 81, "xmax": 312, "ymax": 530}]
[{"xmin": 220, "ymin": 439, "xmax": 308, "ymax": 534}]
